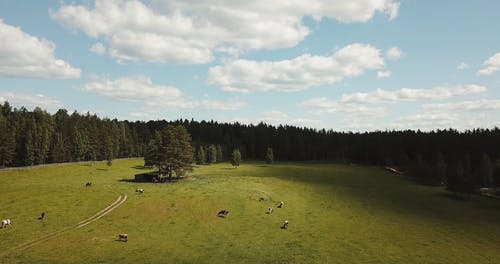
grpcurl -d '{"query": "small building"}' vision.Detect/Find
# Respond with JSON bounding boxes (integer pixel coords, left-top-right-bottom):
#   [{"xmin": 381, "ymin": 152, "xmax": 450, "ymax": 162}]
[{"xmin": 134, "ymin": 172, "xmax": 158, "ymax": 182}]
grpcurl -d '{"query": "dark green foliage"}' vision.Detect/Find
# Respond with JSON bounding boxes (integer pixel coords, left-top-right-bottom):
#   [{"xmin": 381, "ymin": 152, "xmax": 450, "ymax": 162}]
[
  {"xmin": 196, "ymin": 145, "xmax": 206, "ymax": 165},
  {"xmin": 479, "ymin": 153, "xmax": 493, "ymax": 187},
  {"xmin": 231, "ymin": 149, "xmax": 241, "ymax": 167},
  {"xmin": 216, "ymin": 144, "xmax": 223, "ymax": 162},
  {"xmin": 146, "ymin": 125, "xmax": 194, "ymax": 178},
  {"xmin": 265, "ymin": 147, "xmax": 274, "ymax": 164},
  {"xmin": 0, "ymin": 100, "xmax": 499, "ymax": 197},
  {"xmin": 207, "ymin": 144, "xmax": 217, "ymax": 164}
]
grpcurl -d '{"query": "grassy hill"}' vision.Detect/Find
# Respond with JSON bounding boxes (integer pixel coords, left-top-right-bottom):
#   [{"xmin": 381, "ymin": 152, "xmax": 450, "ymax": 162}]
[{"xmin": 1, "ymin": 159, "xmax": 499, "ymax": 263}]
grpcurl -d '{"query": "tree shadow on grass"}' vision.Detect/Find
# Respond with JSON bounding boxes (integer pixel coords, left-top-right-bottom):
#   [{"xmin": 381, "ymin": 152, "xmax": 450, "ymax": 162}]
[
  {"xmin": 131, "ymin": 165, "xmax": 153, "ymax": 170},
  {"xmin": 117, "ymin": 179, "xmax": 136, "ymax": 183}
]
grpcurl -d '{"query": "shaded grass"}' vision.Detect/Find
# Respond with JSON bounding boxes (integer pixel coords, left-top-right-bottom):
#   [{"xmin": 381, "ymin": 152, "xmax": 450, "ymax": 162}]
[{"xmin": 1, "ymin": 160, "xmax": 500, "ymax": 263}]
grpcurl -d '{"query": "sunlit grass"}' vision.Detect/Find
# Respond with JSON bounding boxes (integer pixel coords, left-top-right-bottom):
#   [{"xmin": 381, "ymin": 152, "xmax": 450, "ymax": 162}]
[{"xmin": 1, "ymin": 159, "xmax": 499, "ymax": 263}]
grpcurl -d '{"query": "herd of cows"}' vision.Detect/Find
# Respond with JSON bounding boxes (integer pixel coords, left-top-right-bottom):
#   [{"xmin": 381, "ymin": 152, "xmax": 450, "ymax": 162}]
[{"xmin": 2, "ymin": 182, "xmax": 290, "ymax": 244}]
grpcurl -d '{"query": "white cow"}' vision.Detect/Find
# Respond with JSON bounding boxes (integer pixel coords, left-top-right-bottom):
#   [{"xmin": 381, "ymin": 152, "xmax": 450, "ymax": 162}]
[
  {"xmin": 136, "ymin": 188, "xmax": 144, "ymax": 194},
  {"xmin": 1, "ymin": 219, "xmax": 11, "ymax": 229}
]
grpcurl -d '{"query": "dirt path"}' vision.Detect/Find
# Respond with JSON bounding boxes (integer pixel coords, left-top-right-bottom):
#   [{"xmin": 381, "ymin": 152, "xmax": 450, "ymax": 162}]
[{"xmin": 1, "ymin": 194, "xmax": 127, "ymax": 257}]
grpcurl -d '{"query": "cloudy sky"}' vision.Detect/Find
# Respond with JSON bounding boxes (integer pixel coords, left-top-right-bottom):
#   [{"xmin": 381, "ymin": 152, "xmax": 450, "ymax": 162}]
[{"xmin": 1, "ymin": 0, "xmax": 499, "ymax": 131}]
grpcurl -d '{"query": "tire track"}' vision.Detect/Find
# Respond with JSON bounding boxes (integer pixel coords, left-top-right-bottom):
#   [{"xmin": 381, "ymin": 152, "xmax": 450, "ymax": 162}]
[{"xmin": 2, "ymin": 194, "xmax": 127, "ymax": 256}]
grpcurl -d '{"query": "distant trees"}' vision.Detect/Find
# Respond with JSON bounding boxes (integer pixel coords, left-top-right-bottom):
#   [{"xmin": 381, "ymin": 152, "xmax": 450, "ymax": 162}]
[
  {"xmin": 231, "ymin": 149, "xmax": 241, "ymax": 168},
  {"xmin": 196, "ymin": 145, "xmax": 206, "ymax": 165},
  {"xmin": 479, "ymin": 153, "xmax": 493, "ymax": 187},
  {"xmin": 216, "ymin": 145, "xmax": 223, "ymax": 162},
  {"xmin": 208, "ymin": 144, "xmax": 217, "ymax": 164},
  {"xmin": 1, "ymin": 101, "xmax": 499, "ymax": 196},
  {"xmin": 265, "ymin": 147, "xmax": 274, "ymax": 164}
]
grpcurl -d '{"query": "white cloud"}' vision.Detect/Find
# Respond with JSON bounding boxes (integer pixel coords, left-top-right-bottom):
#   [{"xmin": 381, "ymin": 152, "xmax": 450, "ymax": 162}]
[
  {"xmin": 301, "ymin": 97, "xmax": 387, "ymax": 116},
  {"xmin": 260, "ymin": 111, "xmax": 324, "ymax": 128},
  {"xmin": 377, "ymin": 70, "xmax": 391, "ymax": 78},
  {"xmin": 207, "ymin": 43, "xmax": 385, "ymax": 93},
  {"xmin": 51, "ymin": 0, "xmax": 399, "ymax": 64},
  {"xmin": 80, "ymin": 75, "xmax": 245, "ymax": 110},
  {"xmin": 478, "ymin": 52, "xmax": 500, "ymax": 75},
  {"xmin": 339, "ymin": 84, "xmax": 486, "ymax": 104},
  {"xmin": 0, "ymin": 20, "xmax": 80, "ymax": 79},
  {"xmin": 386, "ymin": 47, "xmax": 403, "ymax": 60},
  {"xmin": 0, "ymin": 92, "xmax": 63, "ymax": 112},
  {"xmin": 301, "ymin": 84, "xmax": 487, "ymax": 119},
  {"xmin": 457, "ymin": 62, "xmax": 469, "ymax": 70},
  {"xmin": 423, "ymin": 99, "xmax": 500, "ymax": 112},
  {"xmin": 89, "ymin": 42, "xmax": 106, "ymax": 55},
  {"xmin": 200, "ymin": 99, "xmax": 247, "ymax": 110},
  {"xmin": 391, "ymin": 113, "xmax": 457, "ymax": 130}
]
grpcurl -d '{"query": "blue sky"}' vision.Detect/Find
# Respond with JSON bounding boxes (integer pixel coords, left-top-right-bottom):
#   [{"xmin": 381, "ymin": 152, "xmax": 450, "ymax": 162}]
[{"xmin": 1, "ymin": 0, "xmax": 499, "ymax": 131}]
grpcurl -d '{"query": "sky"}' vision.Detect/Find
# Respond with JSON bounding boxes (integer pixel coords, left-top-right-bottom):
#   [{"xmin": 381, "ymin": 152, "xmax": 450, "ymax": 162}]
[{"xmin": 0, "ymin": 0, "xmax": 499, "ymax": 131}]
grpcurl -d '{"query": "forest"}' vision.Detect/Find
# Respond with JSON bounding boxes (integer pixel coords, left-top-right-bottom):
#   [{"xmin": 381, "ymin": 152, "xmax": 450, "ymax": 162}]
[{"xmin": 1, "ymin": 101, "xmax": 499, "ymax": 194}]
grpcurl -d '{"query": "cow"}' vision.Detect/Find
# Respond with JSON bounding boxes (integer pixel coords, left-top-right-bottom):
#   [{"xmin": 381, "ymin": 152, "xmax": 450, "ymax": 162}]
[
  {"xmin": 278, "ymin": 201, "xmax": 284, "ymax": 208},
  {"xmin": 217, "ymin": 210, "xmax": 229, "ymax": 217},
  {"xmin": 38, "ymin": 212, "xmax": 45, "ymax": 220},
  {"xmin": 85, "ymin": 182, "xmax": 92, "ymax": 187},
  {"xmin": 118, "ymin": 233, "xmax": 128, "ymax": 242},
  {"xmin": 282, "ymin": 220, "xmax": 289, "ymax": 229},
  {"xmin": 135, "ymin": 188, "xmax": 144, "ymax": 194},
  {"xmin": 1, "ymin": 219, "xmax": 11, "ymax": 229},
  {"xmin": 268, "ymin": 207, "xmax": 274, "ymax": 214}
]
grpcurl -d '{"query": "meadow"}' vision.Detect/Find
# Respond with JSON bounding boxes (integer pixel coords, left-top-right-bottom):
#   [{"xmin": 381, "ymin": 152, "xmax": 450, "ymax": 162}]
[{"xmin": 1, "ymin": 159, "xmax": 500, "ymax": 263}]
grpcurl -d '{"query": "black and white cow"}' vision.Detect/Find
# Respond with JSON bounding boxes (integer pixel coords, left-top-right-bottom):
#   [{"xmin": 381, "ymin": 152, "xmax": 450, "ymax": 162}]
[
  {"xmin": 217, "ymin": 210, "xmax": 229, "ymax": 217},
  {"xmin": 135, "ymin": 188, "xmax": 144, "ymax": 194},
  {"xmin": 1, "ymin": 219, "xmax": 11, "ymax": 229},
  {"xmin": 278, "ymin": 201, "xmax": 284, "ymax": 208},
  {"xmin": 118, "ymin": 233, "xmax": 128, "ymax": 242},
  {"xmin": 268, "ymin": 207, "xmax": 274, "ymax": 214}
]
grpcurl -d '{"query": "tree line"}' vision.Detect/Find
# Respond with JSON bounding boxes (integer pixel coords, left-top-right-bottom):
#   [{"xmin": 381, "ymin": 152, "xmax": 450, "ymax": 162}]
[{"xmin": 1, "ymin": 102, "xmax": 499, "ymax": 193}]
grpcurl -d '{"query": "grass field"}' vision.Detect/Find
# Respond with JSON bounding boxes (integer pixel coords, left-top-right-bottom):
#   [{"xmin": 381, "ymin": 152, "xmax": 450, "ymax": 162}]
[{"xmin": 1, "ymin": 159, "xmax": 500, "ymax": 263}]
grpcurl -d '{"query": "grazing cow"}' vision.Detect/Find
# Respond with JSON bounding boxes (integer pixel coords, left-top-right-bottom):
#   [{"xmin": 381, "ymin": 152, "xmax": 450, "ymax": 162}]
[
  {"xmin": 85, "ymin": 182, "xmax": 92, "ymax": 187},
  {"xmin": 278, "ymin": 201, "xmax": 284, "ymax": 208},
  {"xmin": 268, "ymin": 207, "xmax": 274, "ymax": 214},
  {"xmin": 135, "ymin": 188, "xmax": 144, "ymax": 194},
  {"xmin": 217, "ymin": 210, "xmax": 229, "ymax": 217},
  {"xmin": 38, "ymin": 212, "xmax": 45, "ymax": 220},
  {"xmin": 118, "ymin": 233, "xmax": 128, "ymax": 242},
  {"xmin": 1, "ymin": 219, "xmax": 11, "ymax": 229},
  {"xmin": 282, "ymin": 220, "xmax": 289, "ymax": 229}
]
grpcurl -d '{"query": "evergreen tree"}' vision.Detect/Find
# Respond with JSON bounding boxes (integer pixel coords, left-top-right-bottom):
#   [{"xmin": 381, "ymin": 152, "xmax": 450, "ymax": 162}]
[
  {"xmin": 231, "ymin": 149, "xmax": 241, "ymax": 168},
  {"xmin": 216, "ymin": 144, "xmax": 223, "ymax": 162},
  {"xmin": 208, "ymin": 144, "xmax": 217, "ymax": 164},
  {"xmin": 0, "ymin": 110, "xmax": 15, "ymax": 167},
  {"xmin": 265, "ymin": 147, "xmax": 274, "ymax": 164},
  {"xmin": 434, "ymin": 152, "xmax": 447, "ymax": 185},
  {"xmin": 479, "ymin": 153, "xmax": 493, "ymax": 187},
  {"xmin": 196, "ymin": 145, "xmax": 206, "ymax": 165}
]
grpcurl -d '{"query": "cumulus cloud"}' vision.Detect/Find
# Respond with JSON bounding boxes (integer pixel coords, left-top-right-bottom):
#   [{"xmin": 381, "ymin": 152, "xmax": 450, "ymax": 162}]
[
  {"xmin": 457, "ymin": 62, "xmax": 469, "ymax": 70},
  {"xmin": 0, "ymin": 20, "xmax": 80, "ymax": 79},
  {"xmin": 260, "ymin": 111, "xmax": 324, "ymax": 128},
  {"xmin": 80, "ymin": 75, "xmax": 245, "ymax": 110},
  {"xmin": 338, "ymin": 84, "xmax": 486, "ymax": 104},
  {"xmin": 386, "ymin": 47, "xmax": 404, "ymax": 60},
  {"xmin": 51, "ymin": 0, "xmax": 399, "ymax": 64},
  {"xmin": 377, "ymin": 70, "xmax": 391, "ymax": 78},
  {"xmin": 0, "ymin": 92, "xmax": 63, "ymax": 112},
  {"xmin": 478, "ymin": 52, "xmax": 500, "ymax": 75},
  {"xmin": 207, "ymin": 43, "xmax": 385, "ymax": 93},
  {"xmin": 89, "ymin": 42, "xmax": 106, "ymax": 55},
  {"xmin": 301, "ymin": 97, "xmax": 387, "ymax": 116},
  {"xmin": 423, "ymin": 99, "xmax": 500, "ymax": 112},
  {"xmin": 301, "ymin": 84, "xmax": 486, "ymax": 118}
]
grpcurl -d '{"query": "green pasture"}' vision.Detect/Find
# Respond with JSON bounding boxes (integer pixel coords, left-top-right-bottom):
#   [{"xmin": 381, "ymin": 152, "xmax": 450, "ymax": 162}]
[{"xmin": 1, "ymin": 159, "xmax": 499, "ymax": 263}]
